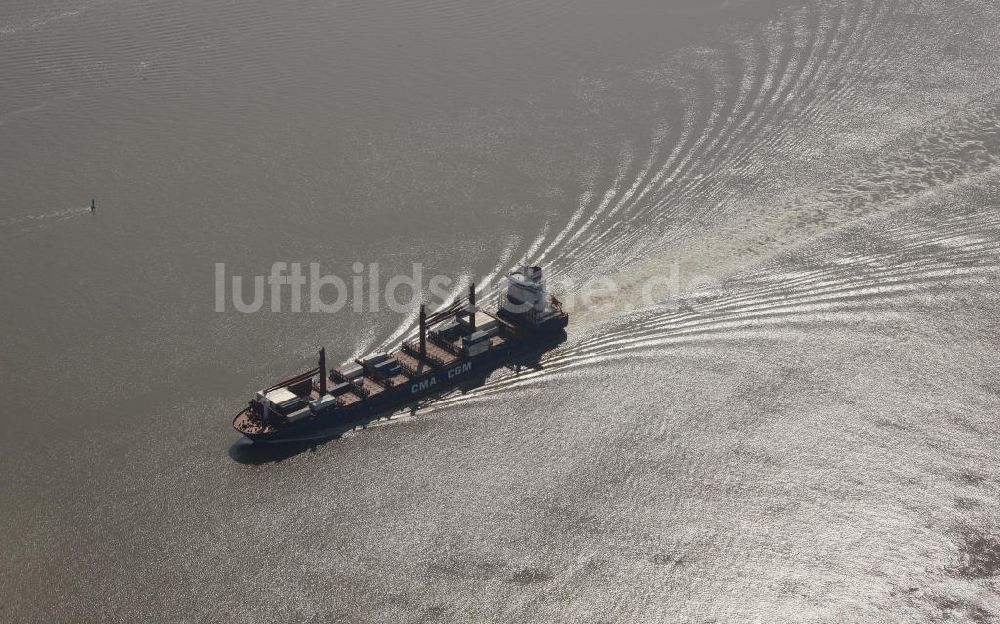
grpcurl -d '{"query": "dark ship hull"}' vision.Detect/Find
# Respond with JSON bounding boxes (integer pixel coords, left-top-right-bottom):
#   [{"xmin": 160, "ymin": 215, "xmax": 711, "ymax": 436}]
[
  {"xmin": 233, "ymin": 266, "xmax": 568, "ymax": 444},
  {"xmin": 234, "ymin": 321, "xmax": 566, "ymax": 443}
]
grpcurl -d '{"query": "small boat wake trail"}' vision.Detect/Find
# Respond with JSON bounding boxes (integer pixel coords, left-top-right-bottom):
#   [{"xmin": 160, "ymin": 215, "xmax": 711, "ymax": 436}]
[{"xmin": 0, "ymin": 205, "xmax": 92, "ymax": 229}]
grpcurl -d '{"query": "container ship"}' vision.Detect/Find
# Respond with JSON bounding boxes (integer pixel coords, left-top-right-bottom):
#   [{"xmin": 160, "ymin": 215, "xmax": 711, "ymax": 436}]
[{"xmin": 233, "ymin": 265, "xmax": 568, "ymax": 443}]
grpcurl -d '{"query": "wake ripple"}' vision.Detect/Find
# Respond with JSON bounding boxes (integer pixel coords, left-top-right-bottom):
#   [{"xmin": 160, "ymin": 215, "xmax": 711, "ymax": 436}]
[{"xmin": 0, "ymin": 206, "xmax": 92, "ymax": 229}]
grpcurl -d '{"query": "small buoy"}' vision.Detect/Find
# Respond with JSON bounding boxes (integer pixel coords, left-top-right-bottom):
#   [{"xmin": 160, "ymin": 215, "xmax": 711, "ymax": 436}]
[{"xmin": 90, "ymin": 198, "xmax": 96, "ymax": 212}]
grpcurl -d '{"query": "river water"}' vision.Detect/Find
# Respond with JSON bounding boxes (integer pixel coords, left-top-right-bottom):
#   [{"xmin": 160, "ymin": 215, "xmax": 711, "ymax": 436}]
[{"xmin": 2, "ymin": 0, "xmax": 1000, "ymax": 621}]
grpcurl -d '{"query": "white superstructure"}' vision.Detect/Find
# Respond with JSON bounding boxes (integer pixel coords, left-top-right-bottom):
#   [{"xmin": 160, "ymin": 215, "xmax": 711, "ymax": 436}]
[{"xmin": 501, "ymin": 265, "xmax": 562, "ymax": 328}]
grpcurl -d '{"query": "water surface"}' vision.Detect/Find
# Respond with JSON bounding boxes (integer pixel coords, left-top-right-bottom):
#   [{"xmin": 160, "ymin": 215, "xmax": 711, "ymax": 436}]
[{"xmin": 2, "ymin": 0, "xmax": 1000, "ymax": 621}]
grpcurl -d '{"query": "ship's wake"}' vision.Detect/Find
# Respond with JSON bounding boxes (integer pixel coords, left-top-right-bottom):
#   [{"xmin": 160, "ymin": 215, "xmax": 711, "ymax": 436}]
[
  {"xmin": 0, "ymin": 205, "xmax": 93, "ymax": 229},
  {"xmin": 521, "ymin": 0, "xmax": 999, "ymax": 293},
  {"xmin": 349, "ymin": 0, "xmax": 1000, "ymax": 429},
  {"xmin": 428, "ymin": 174, "xmax": 1000, "ymax": 412}
]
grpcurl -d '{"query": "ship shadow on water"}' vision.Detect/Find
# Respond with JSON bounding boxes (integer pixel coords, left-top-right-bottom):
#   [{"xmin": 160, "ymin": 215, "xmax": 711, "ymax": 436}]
[{"xmin": 228, "ymin": 332, "xmax": 566, "ymax": 465}]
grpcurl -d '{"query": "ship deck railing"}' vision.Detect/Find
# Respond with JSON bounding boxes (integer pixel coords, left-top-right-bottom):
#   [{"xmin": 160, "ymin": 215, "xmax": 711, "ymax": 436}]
[
  {"xmin": 327, "ymin": 368, "xmax": 371, "ymax": 398},
  {"xmin": 357, "ymin": 358, "xmax": 393, "ymax": 389},
  {"xmin": 429, "ymin": 332, "xmax": 461, "ymax": 356},
  {"xmin": 395, "ymin": 349, "xmax": 438, "ymax": 377},
  {"xmin": 400, "ymin": 341, "xmax": 448, "ymax": 368},
  {"xmin": 395, "ymin": 356, "xmax": 420, "ymax": 378}
]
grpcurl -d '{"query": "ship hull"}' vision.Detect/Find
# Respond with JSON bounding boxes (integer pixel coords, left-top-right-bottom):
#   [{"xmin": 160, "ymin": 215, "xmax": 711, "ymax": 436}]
[{"xmin": 236, "ymin": 325, "xmax": 566, "ymax": 444}]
